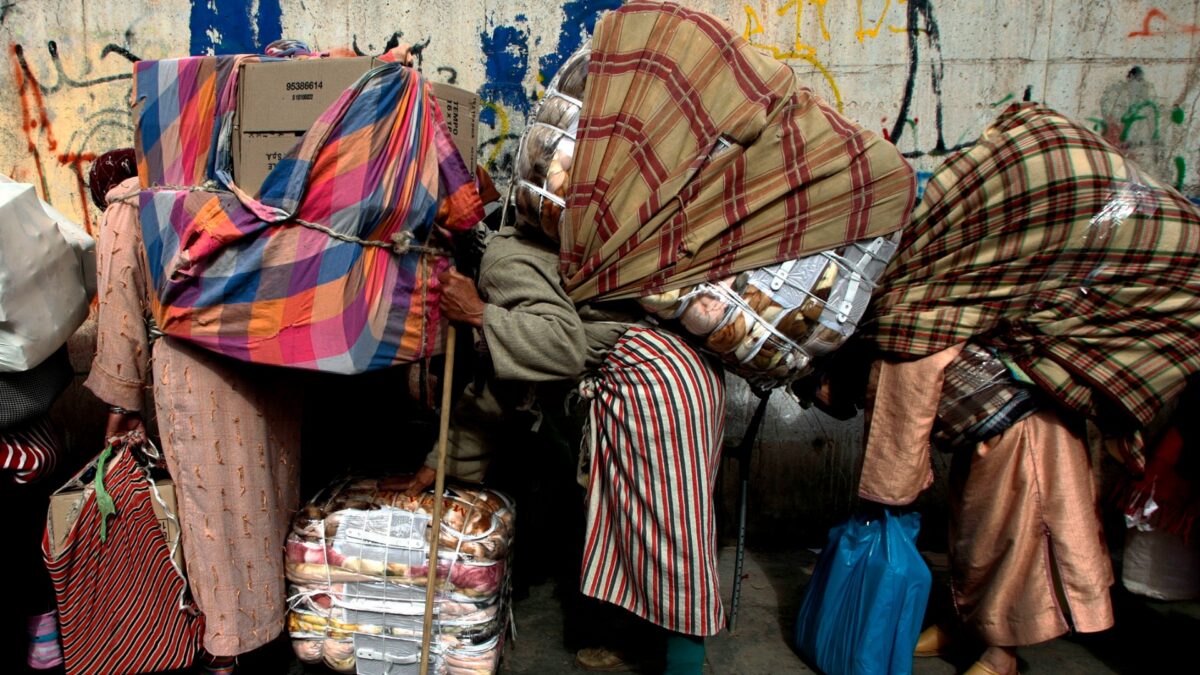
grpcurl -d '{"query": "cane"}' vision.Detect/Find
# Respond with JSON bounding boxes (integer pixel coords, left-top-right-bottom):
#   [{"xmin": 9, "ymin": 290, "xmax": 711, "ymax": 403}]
[
  {"xmin": 419, "ymin": 324, "xmax": 456, "ymax": 675},
  {"xmin": 728, "ymin": 390, "xmax": 771, "ymax": 633}
]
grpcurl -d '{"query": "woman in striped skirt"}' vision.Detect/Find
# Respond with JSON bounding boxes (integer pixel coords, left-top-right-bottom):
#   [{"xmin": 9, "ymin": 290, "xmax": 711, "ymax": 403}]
[
  {"xmin": 579, "ymin": 326, "xmax": 726, "ymax": 640},
  {"xmin": 395, "ymin": 222, "xmax": 726, "ymax": 673}
]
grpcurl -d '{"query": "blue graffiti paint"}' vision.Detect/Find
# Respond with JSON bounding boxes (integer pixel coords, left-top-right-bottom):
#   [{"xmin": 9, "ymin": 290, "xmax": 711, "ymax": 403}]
[
  {"xmin": 539, "ymin": 0, "xmax": 622, "ymax": 83},
  {"xmin": 479, "ymin": 22, "xmax": 531, "ymax": 125},
  {"xmin": 915, "ymin": 171, "xmax": 934, "ymax": 200},
  {"xmin": 189, "ymin": 0, "xmax": 283, "ymax": 56},
  {"xmin": 477, "ymin": 2, "xmax": 618, "ymax": 126}
]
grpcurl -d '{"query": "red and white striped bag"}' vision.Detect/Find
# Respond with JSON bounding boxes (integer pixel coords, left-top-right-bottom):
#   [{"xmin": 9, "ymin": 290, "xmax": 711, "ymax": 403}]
[
  {"xmin": 1, "ymin": 415, "xmax": 61, "ymax": 484},
  {"xmin": 42, "ymin": 436, "xmax": 204, "ymax": 674}
]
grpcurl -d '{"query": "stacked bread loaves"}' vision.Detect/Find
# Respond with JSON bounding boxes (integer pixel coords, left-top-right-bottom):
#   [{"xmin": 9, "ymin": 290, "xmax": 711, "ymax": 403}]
[
  {"xmin": 641, "ymin": 235, "xmax": 899, "ymax": 389},
  {"xmin": 285, "ymin": 478, "xmax": 514, "ymax": 674},
  {"xmin": 513, "ymin": 45, "xmax": 589, "ymax": 241}
]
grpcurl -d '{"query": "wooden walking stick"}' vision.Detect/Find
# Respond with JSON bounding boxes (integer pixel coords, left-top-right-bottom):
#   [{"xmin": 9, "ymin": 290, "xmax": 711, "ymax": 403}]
[{"xmin": 419, "ymin": 324, "xmax": 456, "ymax": 675}]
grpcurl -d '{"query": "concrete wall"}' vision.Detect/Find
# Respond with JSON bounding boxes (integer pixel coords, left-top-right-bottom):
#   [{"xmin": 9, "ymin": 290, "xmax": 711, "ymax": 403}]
[{"xmin": 3, "ymin": 0, "xmax": 1197, "ymax": 540}]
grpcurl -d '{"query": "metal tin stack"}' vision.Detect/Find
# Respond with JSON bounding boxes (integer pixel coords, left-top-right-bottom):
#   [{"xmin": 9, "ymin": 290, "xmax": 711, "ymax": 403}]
[{"xmin": 512, "ymin": 44, "xmax": 589, "ymax": 242}]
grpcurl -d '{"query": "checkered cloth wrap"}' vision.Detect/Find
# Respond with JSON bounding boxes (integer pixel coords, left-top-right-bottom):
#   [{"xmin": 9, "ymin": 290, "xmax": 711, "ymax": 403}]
[
  {"xmin": 134, "ymin": 54, "xmax": 482, "ymax": 373},
  {"xmin": 869, "ymin": 104, "xmax": 1200, "ymax": 468},
  {"xmin": 0, "ymin": 347, "xmax": 72, "ymax": 430},
  {"xmin": 560, "ymin": 1, "xmax": 915, "ymax": 303},
  {"xmin": 933, "ymin": 343, "xmax": 1038, "ymax": 452}
]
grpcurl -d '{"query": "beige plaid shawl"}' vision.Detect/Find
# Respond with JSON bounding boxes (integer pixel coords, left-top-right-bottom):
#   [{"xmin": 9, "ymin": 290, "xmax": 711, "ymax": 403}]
[
  {"xmin": 560, "ymin": 1, "xmax": 915, "ymax": 303},
  {"xmin": 869, "ymin": 104, "xmax": 1200, "ymax": 467}
]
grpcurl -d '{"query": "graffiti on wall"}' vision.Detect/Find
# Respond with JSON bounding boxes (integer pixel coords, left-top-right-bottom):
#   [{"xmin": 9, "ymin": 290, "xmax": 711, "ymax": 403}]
[
  {"xmin": 726, "ymin": 0, "xmax": 1194, "ymax": 188},
  {"xmin": 189, "ymin": 0, "xmax": 283, "ymax": 56},
  {"xmin": 1127, "ymin": 7, "xmax": 1200, "ymax": 37},
  {"xmin": 7, "ymin": 37, "xmax": 139, "ymax": 233},
  {"xmin": 476, "ymin": 0, "xmax": 620, "ymax": 183}
]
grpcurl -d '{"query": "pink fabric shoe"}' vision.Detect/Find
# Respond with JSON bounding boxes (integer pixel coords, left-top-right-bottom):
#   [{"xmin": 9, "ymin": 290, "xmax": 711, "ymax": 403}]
[{"xmin": 27, "ymin": 611, "xmax": 63, "ymax": 670}]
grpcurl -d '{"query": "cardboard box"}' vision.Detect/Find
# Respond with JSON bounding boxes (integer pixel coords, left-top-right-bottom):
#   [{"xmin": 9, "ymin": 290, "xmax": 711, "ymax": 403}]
[
  {"xmin": 430, "ymin": 82, "xmax": 480, "ymax": 176},
  {"xmin": 233, "ymin": 131, "xmax": 305, "ymax": 198},
  {"xmin": 48, "ymin": 475, "xmax": 185, "ymax": 573},
  {"xmin": 239, "ymin": 56, "xmax": 378, "ymax": 133},
  {"xmin": 234, "ymin": 57, "xmax": 480, "ymax": 195}
]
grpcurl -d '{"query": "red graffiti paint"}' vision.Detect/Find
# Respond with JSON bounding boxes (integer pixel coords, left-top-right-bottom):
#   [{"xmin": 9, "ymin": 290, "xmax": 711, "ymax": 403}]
[
  {"xmin": 57, "ymin": 152, "xmax": 98, "ymax": 235},
  {"xmin": 1128, "ymin": 8, "xmax": 1200, "ymax": 38},
  {"xmin": 10, "ymin": 44, "xmax": 101, "ymax": 233},
  {"xmin": 10, "ymin": 43, "xmax": 56, "ymax": 201}
]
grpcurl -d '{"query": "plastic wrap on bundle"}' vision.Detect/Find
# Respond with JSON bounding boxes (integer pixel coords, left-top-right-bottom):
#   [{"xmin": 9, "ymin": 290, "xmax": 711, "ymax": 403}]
[
  {"xmin": 640, "ymin": 234, "xmax": 899, "ymax": 390},
  {"xmin": 285, "ymin": 478, "xmax": 513, "ymax": 674},
  {"xmin": 933, "ymin": 343, "xmax": 1038, "ymax": 451},
  {"xmin": 1044, "ymin": 178, "xmax": 1160, "ymax": 294},
  {"xmin": 512, "ymin": 44, "xmax": 590, "ymax": 242}
]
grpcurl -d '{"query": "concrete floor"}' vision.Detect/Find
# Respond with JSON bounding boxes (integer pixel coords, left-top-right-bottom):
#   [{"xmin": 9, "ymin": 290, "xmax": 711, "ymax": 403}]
[
  {"xmin": 498, "ymin": 546, "xmax": 1200, "ymax": 674},
  {"xmin": 226, "ymin": 545, "xmax": 1198, "ymax": 674}
]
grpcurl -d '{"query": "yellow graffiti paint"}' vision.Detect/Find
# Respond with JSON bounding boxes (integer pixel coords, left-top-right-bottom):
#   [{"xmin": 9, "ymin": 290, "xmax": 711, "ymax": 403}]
[
  {"xmin": 798, "ymin": 54, "xmax": 843, "ymax": 112},
  {"xmin": 742, "ymin": 2, "xmax": 843, "ymax": 112},
  {"xmin": 482, "ymin": 101, "xmax": 510, "ymax": 169},
  {"xmin": 778, "ymin": 0, "xmax": 829, "ymax": 43},
  {"xmin": 855, "ymin": 0, "xmax": 892, "ymax": 42},
  {"xmin": 744, "ymin": 2, "xmax": 824, "ymax": 59},
  {"xmin": 744, "ymin": 4, "xmax": 765, "ymax": 39}
]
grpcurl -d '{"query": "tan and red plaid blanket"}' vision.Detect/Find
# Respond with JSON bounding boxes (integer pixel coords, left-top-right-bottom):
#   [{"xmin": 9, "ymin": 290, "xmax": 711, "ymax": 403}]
[
  {"xmin": 560, "ymin": 1, "xmax": 915, "ymax": 303},
  {"xmin": 869, "ymin": 103, "xmax": 1200, "ymax": 467}
]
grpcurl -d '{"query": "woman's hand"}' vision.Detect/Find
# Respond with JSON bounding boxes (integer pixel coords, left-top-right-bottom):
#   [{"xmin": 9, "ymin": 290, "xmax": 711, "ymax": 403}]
[
  {"xmin": 380, "ymin": 466, "xmax": 437, "ymax": 497},
  {"xmin": 382, "ymin": 42, "xmax": 416, "ymax": 66},
  {"xmin": 438, "ymin": 267, "xmax": 486, "ymax": 328},
  {"xmin": 105, "ymin": 409, "xmax": 145, "ymax": 444}
]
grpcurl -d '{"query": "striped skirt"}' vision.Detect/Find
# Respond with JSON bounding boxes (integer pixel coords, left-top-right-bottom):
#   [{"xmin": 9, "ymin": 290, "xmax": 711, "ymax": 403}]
[{"xmin": 581, "ymin": 326, "xmax": 726, "ymax": 636}]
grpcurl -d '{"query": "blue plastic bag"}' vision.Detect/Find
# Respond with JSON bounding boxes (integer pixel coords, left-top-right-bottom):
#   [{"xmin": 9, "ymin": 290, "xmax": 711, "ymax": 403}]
[{"xmin": 794, "ymin": 510, "xmax": 931, "ymax": 675}]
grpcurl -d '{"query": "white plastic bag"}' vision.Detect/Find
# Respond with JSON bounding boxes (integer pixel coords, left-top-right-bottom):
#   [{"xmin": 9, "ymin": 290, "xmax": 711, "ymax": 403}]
[
  {"xmin": 1122, "ymin": 528, "xmax": 1200, "ymax": 601},
  {"xmin": 0, "ymin": 179, "xmax": 95, "ymax": 371}
]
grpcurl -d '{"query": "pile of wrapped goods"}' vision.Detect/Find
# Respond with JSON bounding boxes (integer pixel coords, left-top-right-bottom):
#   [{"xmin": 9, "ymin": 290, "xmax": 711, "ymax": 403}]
[
  {"xmin": 511, "ymin": 38, "xmax": 904, "ymax": 390},
  {"xmin": 513, "ymin": 46, "xmax": 588, "ymax": 241},
  {"xmin": 285, "ymin": 478, "xmax": 514, "ymax": 674},
  {"xmin": 639, "ymin": 235, "xmax": 898, "ymax": 389}
]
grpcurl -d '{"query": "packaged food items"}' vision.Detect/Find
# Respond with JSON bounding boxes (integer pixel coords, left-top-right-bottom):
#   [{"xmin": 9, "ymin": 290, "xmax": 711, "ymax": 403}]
[
  {"xmin": 513, "ymin": 44, "xmax": 590, "ymax": 241},
  {"xmin": 285, "ymin": 477, "xmax": 514, "ymax": 674},
  {"xmin": 641, "ymin": 234, "xmax": 899, "ymax": 389}
]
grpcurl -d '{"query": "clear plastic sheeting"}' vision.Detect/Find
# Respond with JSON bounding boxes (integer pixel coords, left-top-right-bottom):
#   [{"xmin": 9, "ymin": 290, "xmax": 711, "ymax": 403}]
[
  {"xmin": 512, "ymin": 44, "xmax": 590, "ymax": 242},
  {"xmin": 1084, "ymin": 180, "xmax": 1158, "ymax": 248},
  {"xmin": 933, "ymin": 342, "xmax": 1038, "ymax": 451},
  {"xmin": 640, "ymin": 234, "xmax": 899, "ymax": 390},
  {"xmin": 285, "ymin": 478, "xmax": 514, "ymax": 675},
  {"xmin": 1048, "ymin": 175, "xmax": 1163, "ymax": 293}
]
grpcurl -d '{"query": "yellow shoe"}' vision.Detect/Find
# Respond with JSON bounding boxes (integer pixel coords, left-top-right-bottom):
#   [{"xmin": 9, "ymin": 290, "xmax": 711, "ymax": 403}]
[
  {"xmin": 574, "ymin": 647, "xmax": 632, "ymax": 672},
  {"xmin": 964, "ymin": 648, "xmax": 1018, "ymax": 675},
  {"xmin": 964, "ymin": 661, "xmax": 1009, "ymax": 675},
  {"xmin": 913, "ymin": 624, "xmax": 953, "ymax": 657}
]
